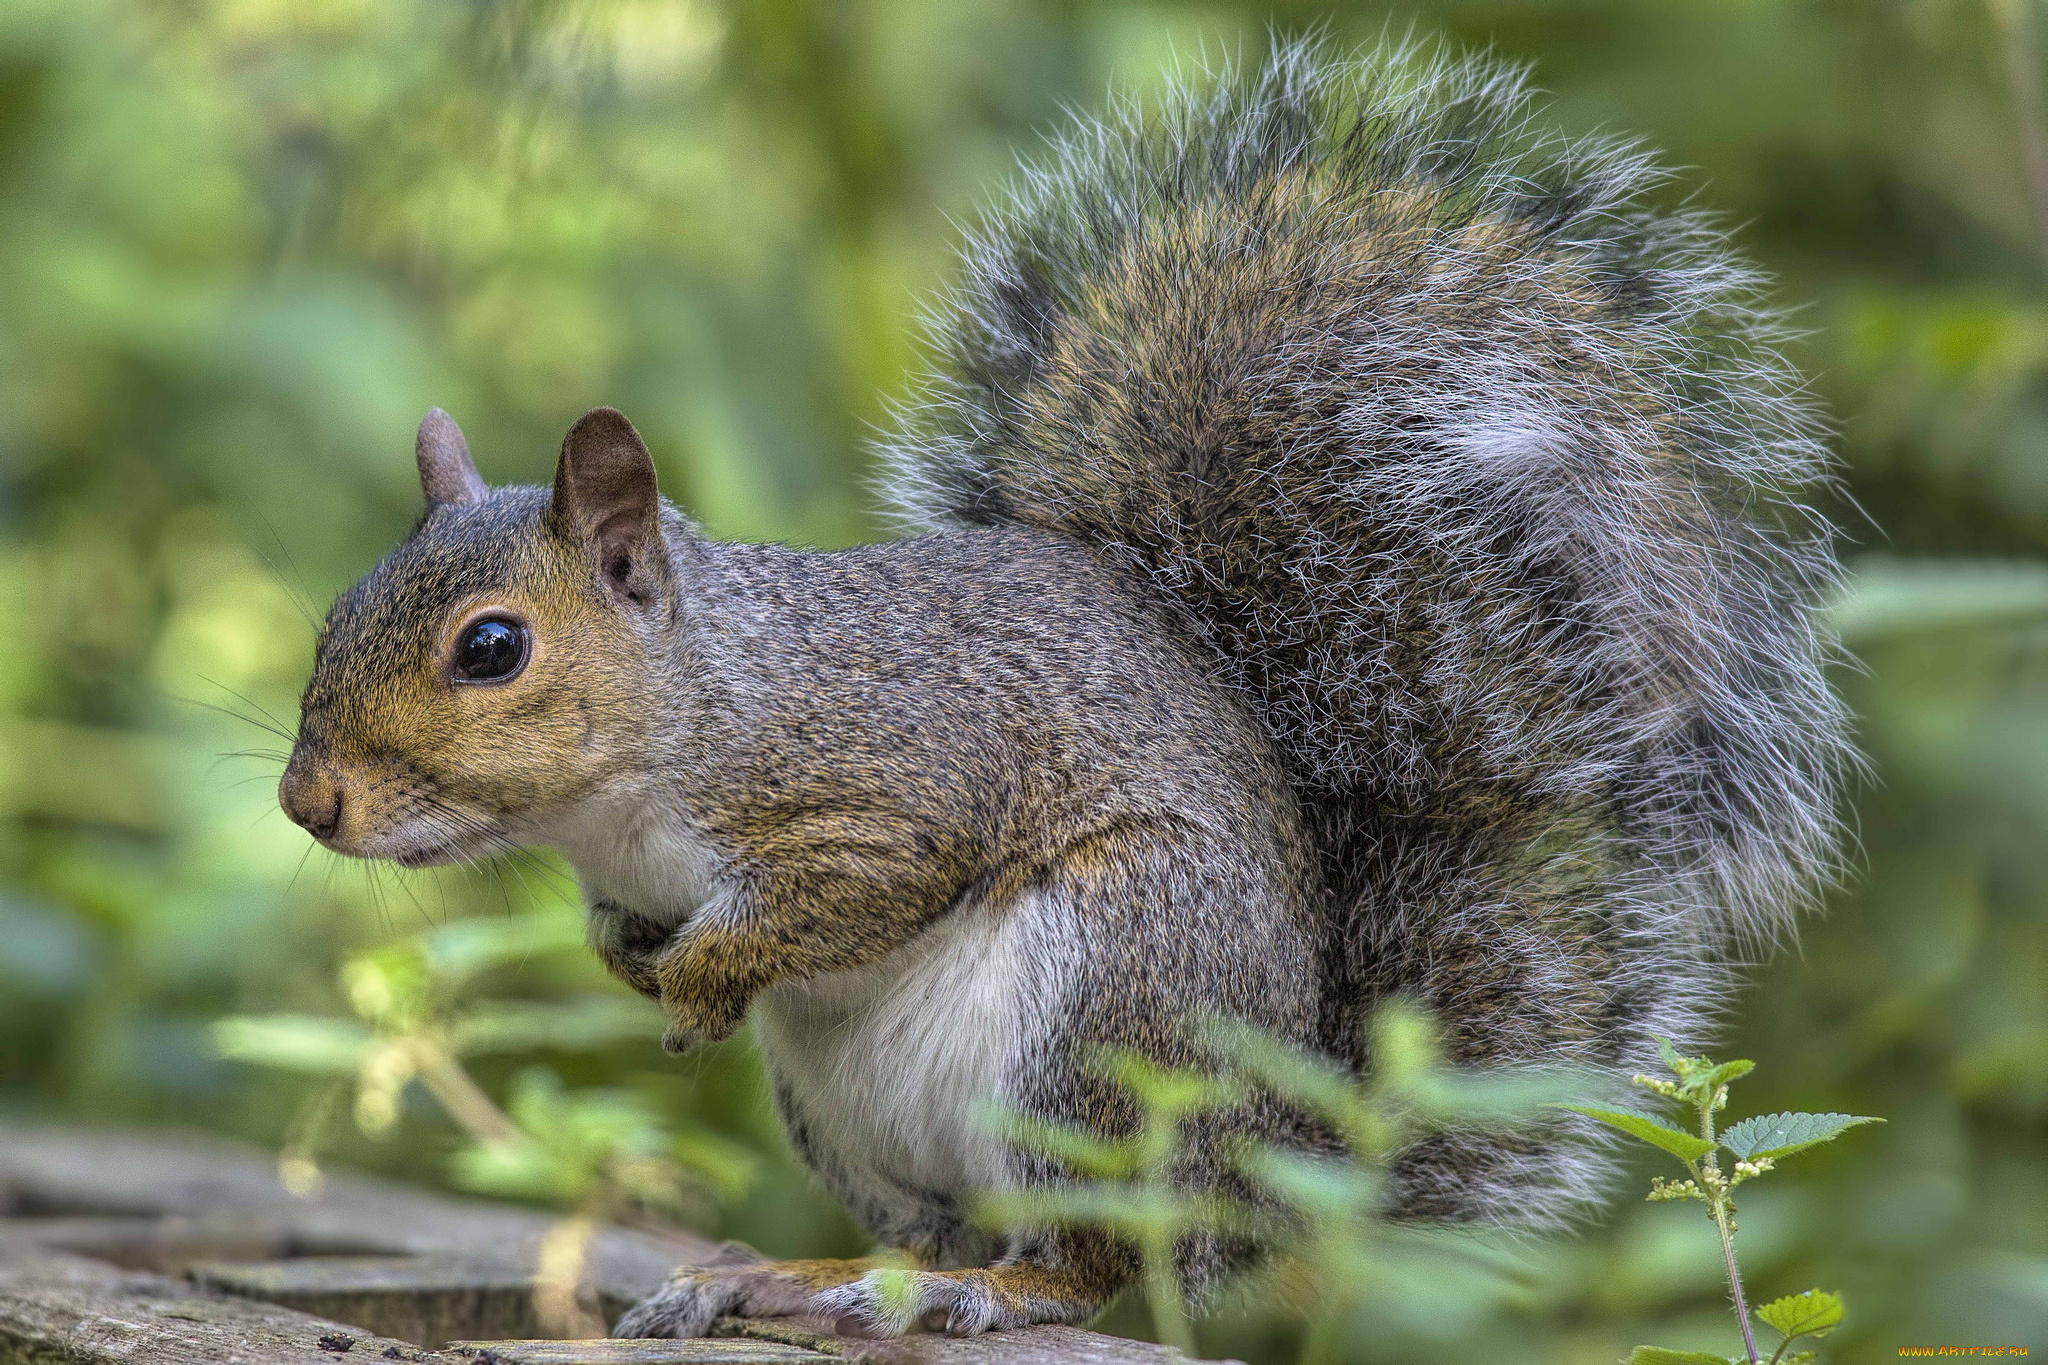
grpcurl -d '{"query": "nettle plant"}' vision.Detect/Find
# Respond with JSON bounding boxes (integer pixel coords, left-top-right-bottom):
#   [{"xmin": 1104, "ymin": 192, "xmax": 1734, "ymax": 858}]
[
  {"xmin": 1568, "ymin": 1041, "xmax": 1881, "ymax": 1365},
  {"xmin": 976, "ymin": 1004, "xmax": 1570, "ymax": 1364},
  {"xmin": 974, "ymin": 1016, "xmax": 1879, "ymax": 1365},
  {"xmin": 213, "ymin": 911, "xmax": 756, "ymax": 1334}
]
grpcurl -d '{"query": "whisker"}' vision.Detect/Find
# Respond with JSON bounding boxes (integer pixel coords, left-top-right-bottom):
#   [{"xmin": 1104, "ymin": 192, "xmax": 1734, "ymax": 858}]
[
  {"xmin": 411, "ymin": 795, "xmax": 579, "ymax": 899},
  {"xmin": 198, "ymin": 677, "xmax": 298, "ymax": 740},
  {"xmin": 255, "ymin": 516, "xmax": 322, "ymax": 633},
  {"xmin": 210, "ymin": 749, "xmax": 289, "ymax": 781},
  {"xmin": 362, "ymin": 861, "xmax": 394, "ymax": 938},
  {"xmin": 181, "ymin": 696, "xmax": 296, "ymax": 745},
  {"xmin": 384, "ymin": 863, "xmax": 438, "ymax": 930},
  {"xmin": 284, "ymin": 839, "xmax": 318, "ymax": 899}
]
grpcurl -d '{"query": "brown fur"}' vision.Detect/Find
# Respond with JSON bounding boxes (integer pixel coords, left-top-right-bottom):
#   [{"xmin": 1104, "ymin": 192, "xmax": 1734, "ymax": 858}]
[{"xmin": 287, "ymin": 443, "xmax": 1318, "ymax": 1336}]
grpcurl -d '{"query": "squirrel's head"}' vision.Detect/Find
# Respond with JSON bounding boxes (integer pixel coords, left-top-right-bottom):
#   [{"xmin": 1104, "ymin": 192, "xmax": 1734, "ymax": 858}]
[{"xmin": 279, "ymin": 407, "xmax": 679, "ymax": 865}]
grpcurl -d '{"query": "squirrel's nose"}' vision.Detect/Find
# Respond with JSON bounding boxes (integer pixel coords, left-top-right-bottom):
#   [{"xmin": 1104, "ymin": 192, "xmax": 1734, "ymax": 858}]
[{"xmin": 279, "ymin": 764, "xmax": 344, "ymax": 841}]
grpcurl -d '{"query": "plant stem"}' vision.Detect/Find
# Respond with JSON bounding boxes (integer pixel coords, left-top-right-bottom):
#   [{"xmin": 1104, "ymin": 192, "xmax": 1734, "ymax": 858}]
[
  {"xmin": 409, "ymin": 1035, "xmax": 524, "ymax": 1148},
  {"xmin": 1296, "ymin": 1300, "xmax": 1348, "ymax": 1365},
  {"xmin": 1142, "ymin": 1228, "xmax": 1195, "ymax": 1357},
  {"xmin": 533, "ymin": 1213, "xmax": 606, "ymax": 1338},
  {"xmin": 1992, "ymin": 0, "xmax": 2048, "ymax": 280},
  {"xmin": 1712, "ymin": 1189, "xmax": 1760, "ymax": 1365},
  {"xmin": 1699, "ymin": 1090, "xmax": 1760, "ymax": 1365}
]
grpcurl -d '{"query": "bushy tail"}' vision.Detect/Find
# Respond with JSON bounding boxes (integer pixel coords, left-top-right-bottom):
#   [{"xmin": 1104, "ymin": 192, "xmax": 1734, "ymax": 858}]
[{"xmin": 879, "ymin": 39, "xmax": 1852, "ymax": 1221}]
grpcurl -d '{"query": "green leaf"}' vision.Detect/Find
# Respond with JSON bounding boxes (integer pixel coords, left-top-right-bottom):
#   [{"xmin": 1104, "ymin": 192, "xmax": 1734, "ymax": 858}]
[
  {"xmin": 978, "ymin": 1105, "xmax": 1138, "ymax": 1179},
  {"xmin": 864, "ymin": 1266, "xmax": 922, "ymax": 1322},
  {"xmin": 1756, "ymin": 1289, "xmax": 1844, "ymax": 1340},
  {"xmin": 670, "ymin": 1129, "xmax": 762, "ymax": 1201},
  {"xmin": 1409, "ymin": 1063, "xmax": 1590, "ymax": 1126},
  {"xmin": 1238, "ymin": 1145, "xmax": 1384, "ymax": 1219},
  {"xmin": 1653, "ymin": 1036, "xmax": 1688, "ymax": 1075},
  {"xmin": 1364, "ymin": 998, "xmax": 1446, "ymax": 1092},
  {"xmin": 450, "ymin": 996, "xmax": 664, "ymax": 1054},
  {"xmin": 341, "ymin": 951, "xmax": 430, "ymax": 1029},
  {"xmin": 1698, "ymin": 1059, "xmax": 1755, "ymax": 1093},
  {"xmin": 211, "ymin": 1014, "xmax": 373, "ymax": 1075},
  {"xmin": 976, "ymin": 1184, "xmax": 1258, "ymax": 1243},
  {"xmin": 1087, "ymin": 1046, "xmax": 1241, "ymax": 1119},
  {"xmin": 419, "ymin": 911, "xmax": 587, "ymax": 985},
  {"xmin": 1626, "ymin": 1348, "xmax": 1736, "ymax": 1365},
  {"xmin": 1721, "ymin": 1112, "xmax": 1883, "ymax": 1161},
  {"xmin": 1564, "ymin": 1106, "xmax": 1714, "ymax": 1162},
  {"xmin": 1832, "ymin": 557, "xmax": 2048, "ymax": 643},
  {"xmin": 449, "ymin": 1136, "xmax": 580, "ymax": 1201},
  {"xmin": 1200, "ymin": 1016, "xmax": 1370, "ymax": 1140},
  {"xmin": 1665, "ymin": 1055, "xmax": 1754, "ymax": 1101}
]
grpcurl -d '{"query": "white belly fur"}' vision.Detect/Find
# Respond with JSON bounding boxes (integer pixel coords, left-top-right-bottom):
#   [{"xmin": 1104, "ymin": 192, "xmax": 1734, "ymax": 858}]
[
  {"xmin": 554, "ymin": 790, "xmax": 724, "ymax": 927},
  {"xmin": 753, "ymin": 888, "xmax": 1070, "ymax": 1200}
]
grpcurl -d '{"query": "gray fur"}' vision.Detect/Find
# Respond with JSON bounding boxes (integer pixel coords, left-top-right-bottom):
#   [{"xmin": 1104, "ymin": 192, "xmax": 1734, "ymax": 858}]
[
  {"xmin": 878, "ymin": 37, "xmax": 1850, "ymax": 1227},
  {"xmin": 289, "ymin": 38, "xmax": 1854, "ymax": 1338}
]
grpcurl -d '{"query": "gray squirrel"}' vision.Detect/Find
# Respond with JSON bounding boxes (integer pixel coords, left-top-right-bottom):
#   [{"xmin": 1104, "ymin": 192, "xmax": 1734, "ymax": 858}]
[{"xmin": 279, "ymin": 40, "xmax": 1850, "ymax": 1340}]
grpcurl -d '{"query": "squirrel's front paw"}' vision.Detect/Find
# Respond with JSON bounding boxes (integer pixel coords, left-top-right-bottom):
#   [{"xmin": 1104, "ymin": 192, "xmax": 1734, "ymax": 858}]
[
  {"xmin": 657, "ymin": 993, "xmax": 745, "ymax": 1050},
  {"xmin": 653, "ymin": 928, "xmax": 761, "ymax": 1046},
  {"xmin": 660, "ymin": 1021, "xmax": 709, "ymax": 1055},
  {"xmin": 583, "ymin": 898, "xmax": 671, "ymax": 1001}
]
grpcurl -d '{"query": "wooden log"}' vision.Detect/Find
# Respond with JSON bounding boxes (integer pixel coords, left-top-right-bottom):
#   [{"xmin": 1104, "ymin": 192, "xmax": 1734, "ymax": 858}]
[
  {"xmin": 0, "ymin": 1123, "xmax": 1203, "ymax": 1365},
  {"xmin": 189, "ymin": 1256, "xmax": 557, "ymax": 1349},
  {"xmin": 0, "ymin": 1247, "xmax": 440, "ymax": 1363},
  {"xmin": 0, "ymin": 1122, "xmax": 713, "ymax": 1303},
  {"xmin": 712, "ymin": 1320, "xmax": 1197, "ymax": 1365},
  {"xmin": 442, "ymin": 1340, "xmax": 829, "ymax": 1363},
  {"xmin": 0, "ymin": 1214, "xmax": 381, "ymax": 1274}
]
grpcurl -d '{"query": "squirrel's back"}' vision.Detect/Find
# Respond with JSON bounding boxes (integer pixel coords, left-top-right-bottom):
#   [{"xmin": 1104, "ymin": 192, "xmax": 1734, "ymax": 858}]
[{"xmin": 881, "ymin": 39, "xmax": 1851, "ymax": 1220}]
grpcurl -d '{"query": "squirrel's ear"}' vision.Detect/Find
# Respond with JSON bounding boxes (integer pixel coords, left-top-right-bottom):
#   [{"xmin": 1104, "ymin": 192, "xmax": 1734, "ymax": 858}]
[
  {"xmin": 416, "ymin": 408, "xmax": 486, "ymax": 507},
  {"xmin": 549, "ymin": 407, "xmax": 669, "ymax": 607}
]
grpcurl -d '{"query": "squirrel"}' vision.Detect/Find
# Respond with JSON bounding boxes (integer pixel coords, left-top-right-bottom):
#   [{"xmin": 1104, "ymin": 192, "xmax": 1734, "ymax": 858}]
[{"xmin": 279, "ymin": 40, "xmax": 1850, "ymax": 1340}]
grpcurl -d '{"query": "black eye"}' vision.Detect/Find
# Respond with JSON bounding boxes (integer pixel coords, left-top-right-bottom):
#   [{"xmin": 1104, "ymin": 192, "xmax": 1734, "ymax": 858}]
[{"xmin": 453, "ymin": 618, "xmax": 528, "ymax": 682}]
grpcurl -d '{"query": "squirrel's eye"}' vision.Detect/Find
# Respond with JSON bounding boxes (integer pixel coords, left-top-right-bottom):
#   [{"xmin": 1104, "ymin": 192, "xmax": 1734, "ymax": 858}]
[{"xmin": 453, "ymin": 618, "xmax": 528, "ymax": 683}]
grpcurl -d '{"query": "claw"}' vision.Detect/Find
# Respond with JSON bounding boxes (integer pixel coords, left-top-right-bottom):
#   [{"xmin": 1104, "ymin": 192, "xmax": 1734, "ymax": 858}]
[
  {"xmin": 660, "ymin": 1022, "xmax": 705, "ymax": 1055},
  {"xmin": 809, "ymin": 1270, "xmax": 996, "ymax": 1339},
  {"xmin": 610, "ymin": 1272, "xmax": 733, "ymax": 1339},
  {"xmin": 613, "ymin": 1258, "xmax": 881, "ymax": 1339},
  {"xmin": 704, "ymin": 1239, "xmax": 765, "ymax": 1268}
]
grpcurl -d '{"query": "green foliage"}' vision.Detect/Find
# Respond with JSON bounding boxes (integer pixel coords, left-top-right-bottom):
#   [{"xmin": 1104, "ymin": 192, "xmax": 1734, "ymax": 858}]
[
  {"xmin": 450, "ymin": 1067, "xmax": 754, "ymax": 1210},
  {"xmin": 212, "ymin": 1014, "xmax": 372, "ymax": 1075},
  {"xmin": 1567, "ymin": 1107, "xmax": 1718, "ymax": 1164},
  {"xmin": 983, "ymin": 1004, "xmax": 1565, "ymax": 1363},
  {"xmin": 1755, "ymin": 1289, "xmax": 1843, "ymax": 1340},
  {"xmin": 1719, "ymin": 1115, "xmax": 1884, "ymax": 1164},
  {"xmin": 1831, "ymin": 558, "xmax": 2048, "ymax": 642},
  {"xmin": 216, "ymin": 911, "xmax": 754, "ymax": 1225},
  {"xmin": 1588, "ymin": 1043, "xmax": 1879, "ymax": 1365},
  {"xmin": 980, "ymin": 1046, "xmax": 1252, "ymax": 1355},
  {"xmin": 3, "ymin": 0, "xmax": 2048, "ymax": 1360}
]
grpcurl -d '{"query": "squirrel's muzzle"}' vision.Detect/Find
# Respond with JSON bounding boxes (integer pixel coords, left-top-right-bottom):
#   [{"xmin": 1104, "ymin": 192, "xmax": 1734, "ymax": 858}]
[{"xmin": 278, "ymin": 762, "xmax": 344, "ymax": 842}]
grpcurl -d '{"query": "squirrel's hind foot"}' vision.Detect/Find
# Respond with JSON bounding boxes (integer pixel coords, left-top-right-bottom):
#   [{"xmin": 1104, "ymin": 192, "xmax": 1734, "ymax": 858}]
[
  {"xmin": 609, "ymin": 1255, "xmax": 1107, "ymax": 1340},
  {"xmin": 611, "ymin": 1254, "xmax": 871, "ymax": 1339},
  {"xmin": 808, "ymin": 1265, "xmax": 1104, "ymax": 1339}
]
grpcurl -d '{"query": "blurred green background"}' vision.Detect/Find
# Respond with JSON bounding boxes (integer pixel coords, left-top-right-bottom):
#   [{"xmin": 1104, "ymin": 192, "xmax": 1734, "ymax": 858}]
[{"xmin": 3, "ymin": 1, "xmax": 2047, "ymax": 1360}]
